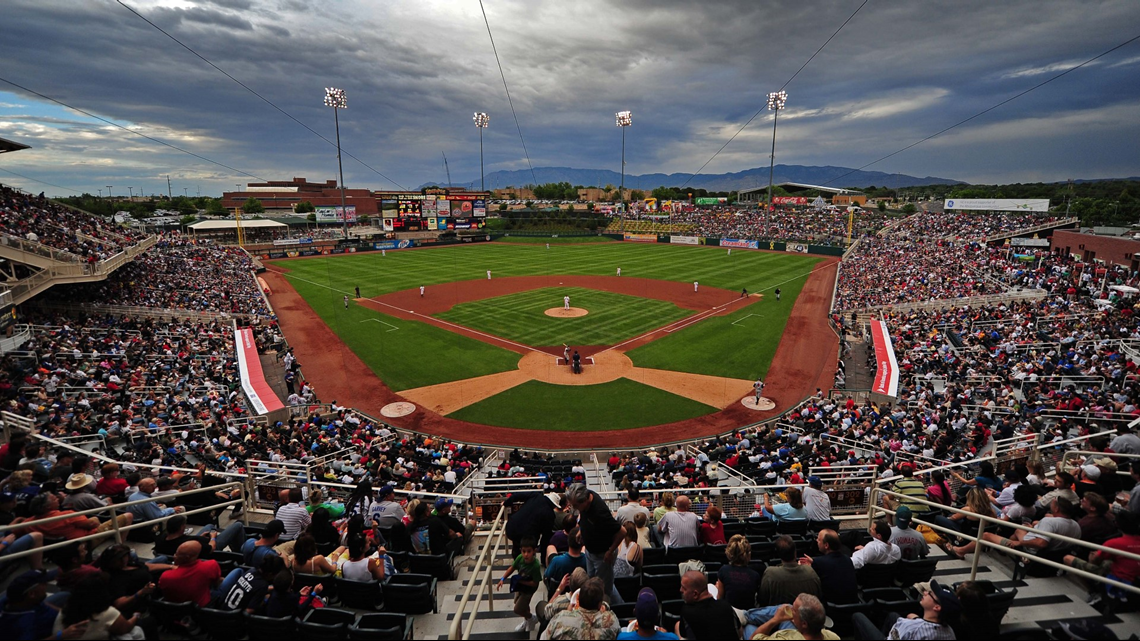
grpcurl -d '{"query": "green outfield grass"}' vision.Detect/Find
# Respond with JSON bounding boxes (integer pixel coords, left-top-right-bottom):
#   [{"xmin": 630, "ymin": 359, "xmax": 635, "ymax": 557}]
[
  {"xmin": 627, "ymin": 272, "xmax": 810, "ymax": 380},
  {"xmin": 447, "ymin": 378, "xmax": 718, "ymax": 431},
  {"xmin": 493, "ymin": 235, "xmax": 617, "ymax": 244},
  {"xmin": 435, "ymin": 287, "xmax": 692, "ymax": 346}
]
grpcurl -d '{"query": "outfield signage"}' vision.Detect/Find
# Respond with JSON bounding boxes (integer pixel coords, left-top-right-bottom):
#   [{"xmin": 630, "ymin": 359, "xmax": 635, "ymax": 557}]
[
  {"xmin": 870, "ymin": 320, "xmax": 900, "ymax": 397},
  {"xmin": 944, "ymin": 198, "xmax": 1050, "ymax": 212},
  {"xmin": 694, "ymin": 197, "xmax": 727, "ymax": 205},
  {"xmin": 773, "ymin": 197, "xmax": 809, "ymax": 205},
  {"xmin": 473, "ymin": 199, "xmax": 486, "ymax": 217},
  {"xmin": 235, "ymin": 326, "xmax": 284, "ymax": 415},
  {"xmin": 670, "ymin": 235, "xmax": 700, "ymax": 245},
  {"xmin": 373, "ymin": 239, "xmax": 414, "ymax": 250},
  {"xmin": 786, "ymin": 243, "xmax": 808, "ymax": 253},
  {"xmin": 315, "ymin": 206, "xmax": 358, "ymax": 222},
  {"xmin": 1010, "ymin": 237, "xmax": 1050, "ymax": 247},
  {"xmin": 623, "ymin": 232, "xmax": 658, "ymax": 243},
  {"xmin": 273, "ymin": 238, "xmax": 313, "ymax": 246},
  {"xmin": 719, "ymin": 238, "xmax": 759, "ymax": 249}
]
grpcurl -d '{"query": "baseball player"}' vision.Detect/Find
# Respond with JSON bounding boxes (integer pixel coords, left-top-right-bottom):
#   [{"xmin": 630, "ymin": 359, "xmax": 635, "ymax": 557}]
[
  {"xmin": 775, "ymin": 287, "xmax": 781, "ymax": 301},
  {"xmin": 420, "ymin": 285, "xmax": 425, "ymax": 297},
  {"xmin": 693, "ymin": 281, "xmax": 699, "ymax": 292},
  {"xmin": 563, "ymin": 295, "xmax": 570, "ymax": 310},
  {"xmin": 382, "ymin": 249, "xmax": 386, "ymax": 257},
  {"xmin": 343, "ymin": 295, "xmax": 348, "ymax": 309},
  {"xmin": 727, "ymin": 248, "xmax": 731, "ymax": 256},
  {"xmin": 563, "ymin": 343, "xmax": 570, "ymax": 366},
  {"xmin": 617, "ymin": 267, "xmax": 621, "ymax": 277},
  {"xmin": 740, "ymin": 288, "xmax": 748, "ymax": 298},
  {"xmin": 753, "ymin": 378, "xmax": 764, "ymax": 403},
  {"xmin": 487, "ymin": 270, "xmax": 492, "ymax": 280},
  {"xmin": 546, "ymin": 243, "xmax": 550, "ymax": 250}
]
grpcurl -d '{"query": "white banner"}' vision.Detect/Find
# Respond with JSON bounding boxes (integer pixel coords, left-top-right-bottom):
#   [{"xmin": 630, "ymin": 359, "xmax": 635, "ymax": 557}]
[
  {"xmin": 870, "ymin": 320, "xmax": 900, "ymax": 397},
  {"xmin": 670, "ymin": 235, "xmax": 700, "ymax": 245},
  {"xmin": 234, "ymin": 327, "xmax": 284, "ymax": 415},
  {"xmin": 944, "ymin": 198, "xmax": 1050, "ymax": 212},
  {"xmin": 1010, "ymin": 237, "xmax": 1050, "ymax": 247}
]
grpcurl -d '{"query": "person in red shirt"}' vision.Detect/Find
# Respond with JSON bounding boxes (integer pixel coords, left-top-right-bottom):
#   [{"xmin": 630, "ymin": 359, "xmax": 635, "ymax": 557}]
[
  {"xmin": 95, "ymin": 463, "xmax": 128, "ymax": 499},
  {"xmin": 1065, "ymin": 510, "xmax": 1140, "ymax": 602},
  {"xmin": 18, "ymin": 493, "xmax": 133, "ymax": 541},
  {"xmin": 158, "ymin": 541, "xmax": 222, "ymax": 606}
]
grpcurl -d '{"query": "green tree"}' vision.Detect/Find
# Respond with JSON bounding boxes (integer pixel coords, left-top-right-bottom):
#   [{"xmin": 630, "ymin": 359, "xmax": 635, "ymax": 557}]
[
  {"xmin": 877, "ymin": 200, "xmax": 887, "ymax": 213},
  {"xmin": 630, "ymin": 190, "xmax": 645, "ymax": 201},
  {"xmin": 306, "ymin": 213, "xmax": 317, "ymax": 222},
  {"xmin": 498, "ymin": 203, "xmax": 508, "ymax": 212},
  {"xmin": 204, "ymin": 198, "xmax": 226, "ymax": 216},
  {"xmin": 179, "ymin": 214, "xmax": 197, "ymax": 228},
  {"xmin": 242, "ymin": 197, "xmax": 265, "ymax": 215},
  {"xmin": 902, "ymin": 203, "xmax": 917, "ymax": 214},
  {"xmin": 295, "ymin": 200, "xmax": 315, "ymax": 214}
]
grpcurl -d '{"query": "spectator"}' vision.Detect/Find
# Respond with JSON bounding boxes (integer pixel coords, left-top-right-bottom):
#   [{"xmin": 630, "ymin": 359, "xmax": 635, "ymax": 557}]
[
  {"xmin": 125, "ymin": 477, "xmax": 183, "ymax": 524},
  {"xmin": 219, "ymin": 554, "xmax": 284, "ymax": 613},
  {"xmin": 506, "ymin": 492, "xmax": 560, "ymax": 559},
  {"xmin": 567, "ymin": 484, "xmax": 623, "ymax": 604},
  {"xmin": 747, "ymin": 594, "xmax": 839, "ymax": 640},
  {"xmin": 614, "ymin": 523, "xmax": 643, "ymax": 578},
  {"xmin": 94, "ymin": 463, "xmax": 128, "ymax": 499},
  {"xmin": 615, "ymin": 487, "xmax": 651, "ymax": 526},
  {"xmin": 157, "ymin": 540, "xmax": 222, "ymax": 606},
  {"xmin": 617, "ymin": 587, "xmax": 678, "ymax": 640},
  {"xmin": 275, "ymin": 488, "xmax": 310, "ymax": 542},
  {"xmin": 61, "ymin": 474, "xmax": 105, "ymax": 513},
  {"xmin": 803, "ymin": 476, "xmax": 831, "ymax": 521},
  {"xmin": 677, "ymin": 570, "xmax": 740, "ymax": 639},
  {"xmin": 653, "ymin": 492, "xmax": 676, "ymax": 523},
  {"xmin": 241, "ymin": 519, "xmax": 284, "ymax": 567},
  {"xmin": 1, "ymin": 570, "xmax": 89, "ymax": 640},
  {"xmin": 498, "ymin": 537, "xmax": 541, "ymax": 633},
  {"xmin": 890, "ymin": 464, "xmax": 934, "ymax": 517},
  {"xmin": 633, "ymin": 512, "xmax": 653, "ymax": 550},
  {"xmin": 152, "ymin": 514, "xmax": 246, "ymax": 559},
  {"xmin": 93, "ymin": 545, "xmax": 156, "ymax": 618},
  {"xmin": 699, "ymin": 505, "xmax": 726, "ymax": 545},
  {"xmin": 953, "ymin": 581, "xmax": 999, "ymax": 640},
  {"xmin": 759, "ymin": 536, "xmax": 821, "ymax": 606},
  {"xmin": 19, "ymin": 492, "xmax": 131, "ymax": 542},
  {"xmin": 538, "ymin": 567, "xmax": 588, "ymax": 626},
  {"xmin": 1077, "ymin": 493, "xmax": 1116, "ymax": 545},
  {"xmin": 803, "ymin": 529, "xmax": 857, "ymax": 605},
  {"xmin": 368, "ymin": 484, "xmax": 405, "ymax": 530},
  {"xmin": 763, "ymin": 488, "xmax": 807, "ymax": 522},
  {"xmin": 851, "ymin": 520, "xmax": 901, "ymax": 570},
  {"xmin": 0, "ymin": 529, "xmax": 44, "ymax": 571},
  {"xmin": 981, "ymin": 497, "xmax": 1081, "ymax": 552},
  {"xmin": 339, "ymin": 534, "xmax": 386, "ymax": 582},
  {"xmin": 852, "ymin": 580, "xmax": 960, "ymax": 641},
  {"xmin": 429, "ymin": 498, "xmax": 470, "ymax": 555},
  {"xmin": 716, "ymin": 534, "xmax": 761, "ymax": 610},
  {"xmin": 286, "ymin": 534, "xmax": 342, "ymax": 576},
  {"xmin": 541, "ymin": 577, "xmax": 620, "ymax": 640},
  {"xmin": 1064, "ymin": 509, "xmax": 1140, "ymax": 605},
  {"xmin": 262, "ymin": 569, "xmax": 323, "ymax": 619},
  {"xmin": 889, "ymin": 506, "xmax": 930, "ymax": 560},
  {"xmin": 657, "ymin": 495, "xmax": 700, "ymax": 548},
  {"xmin": 544, "ymin": 527, "xmax": 587, "ymax": 587}
]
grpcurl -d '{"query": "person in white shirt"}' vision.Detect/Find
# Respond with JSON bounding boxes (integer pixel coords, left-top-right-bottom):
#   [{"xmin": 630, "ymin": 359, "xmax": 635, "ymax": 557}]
[
  {"xmin": 657, "ymin": 495, "xmax": 701, "ymax": 547},
  {"xmin": 803, "ymin": 476, "xmax": 832, "ymax": 521},
  {"xmin": 614, "ymin": 488, "xmax": 651, "ymax": 526},
  {"xmin": 851, "ymin": 520, "xmax": 901, "ymax": 569},
  {"xmin": 275, "ymin": 487, "xmax": 311, "ymax": 541},
  {"xmin": 888, "ymin": 506, "xmax": 929, "ymax": 560},
  {"xmin": 982, "ymin": 497, "xmax": 1082, "ymax": 552}
]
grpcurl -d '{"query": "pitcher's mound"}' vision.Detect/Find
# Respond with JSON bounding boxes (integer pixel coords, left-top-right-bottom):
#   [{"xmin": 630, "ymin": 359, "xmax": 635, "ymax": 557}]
[
  {"xmin": 545, "ymin": 307, "xmax": 588, "ymax": 318},
  {"xmin": 741, "ymin": 396, "xmax": 776, "ymax": 411}
]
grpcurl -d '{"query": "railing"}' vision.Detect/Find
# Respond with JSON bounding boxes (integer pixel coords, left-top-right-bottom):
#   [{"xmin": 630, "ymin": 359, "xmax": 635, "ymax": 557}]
[
  {"xmin": 847, "ymin": 288, "xmax": 1047, "ymax": 318},
  {"xmin": 869, "ymin": 487, "xmax": 1140, "ymax": 595},
  {"xmin": 1060, "ymin": 450, "xmax": 1140, "ymax": 477},
  {"xmin": 983, "ymin": 217, "xmax": 1079, "ymax": 243},
  {"xmin": 0, "ymin": 288, "xmax": 12, "ymax": 307},
  {"xmin": 449, "ymin": 505, "xmax": 508, "ymax": 640},
  {"xmin": 0, "ymin": 231, "xmax": 83, "ymax": 263},
  {"xmin": 0, "ymin": 481, "xmax": 246, "ymax": 563},
  {"xmin": 0, "ymin": 324, "xmax": 31, "ymax": 354}
]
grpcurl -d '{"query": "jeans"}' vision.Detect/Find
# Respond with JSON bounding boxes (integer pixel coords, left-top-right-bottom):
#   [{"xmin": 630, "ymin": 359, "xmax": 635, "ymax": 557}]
[
  {"xmin": 200, "ymin": 522, "xmax": 246, "ymax": 553},
  {"xmin": 0, "ymin": 534, "xmax": 39, "ymax": 565},
  {"xmin": 584, "ymin": 550, "xmax": 623, "ymax": 605},
  {"xmin": 851, "ymin": 611, "xmax": 900, "ymax": 641},
  {"xmin": 743, "ymin": 606, "xmax": 797, "ymax": 639}
]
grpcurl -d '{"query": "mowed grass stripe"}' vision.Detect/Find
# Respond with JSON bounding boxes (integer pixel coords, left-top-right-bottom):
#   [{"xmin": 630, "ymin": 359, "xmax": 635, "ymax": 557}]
[
  {"xmin": 447, "ymin": 378, "xmax": 718, "ymax": 431},
  {"xmin": 435, "ymin": 287, "xmax": 692, "ymax": 346}
]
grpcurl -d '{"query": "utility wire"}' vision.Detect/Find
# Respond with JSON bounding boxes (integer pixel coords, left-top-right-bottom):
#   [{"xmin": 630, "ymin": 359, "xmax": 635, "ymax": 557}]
[
  {"xmin": 0, "ymin": 167, "xmax": 82, "ymax": 194},
  {"xmin": 0, "ymin": 76, "xmax": 267, "ymax": 181},
  {"xmin": 478, "ymin": 0, "xmax": 538, "ymax": 186},
  {"xmin": 679, "ymin": 0, "xmax": 869, "ymax": 189},
  {"xmin": 114, "ymin": 0, "xmax": 407, "ymax": 190},
  {"xmin": 820, "ymin": 31, "xmax": 1140, "ymax": 187}
]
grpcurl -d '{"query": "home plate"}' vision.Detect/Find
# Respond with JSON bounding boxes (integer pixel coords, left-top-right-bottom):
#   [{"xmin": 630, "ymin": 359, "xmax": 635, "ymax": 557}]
[
  {"xmin": 741, "ymin": 396, "xmax": 775, "ymax": 411},
  {"xmin": 381, "ymin": 402, "xmax": 416, "ymax": 418}
]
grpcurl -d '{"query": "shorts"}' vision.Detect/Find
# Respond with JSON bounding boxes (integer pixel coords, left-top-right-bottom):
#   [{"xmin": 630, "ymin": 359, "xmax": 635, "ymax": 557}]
[{"xmin": 514, "ymin": 587, "xmax": 537, "ymax": 610}]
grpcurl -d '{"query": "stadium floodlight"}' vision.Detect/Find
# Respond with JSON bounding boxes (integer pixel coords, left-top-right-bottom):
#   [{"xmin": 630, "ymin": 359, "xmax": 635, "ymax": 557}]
[
  {"xmin": 474, "ymin": 112, "xmax": 489, "ymax": 192},
  {"xmin": 766, "ymin": 91, "xmax": 788, "ymax": 213},
  {"xmin": 106, "ymin": 185, "xmax": 113, "ymax": 200},
  {"xmin": 323, "ymin": 87, "xmax": 349, "ymax": 240},
  {"xmin": 615, "ymin": 111, "xmax": 632, "ymax": 231}
]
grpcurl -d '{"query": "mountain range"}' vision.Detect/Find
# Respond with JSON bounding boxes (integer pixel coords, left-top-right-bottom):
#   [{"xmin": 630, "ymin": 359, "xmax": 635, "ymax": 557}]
[{"xmin": 420, "ymin": 164, "xmax": 965, "ymax": 192}]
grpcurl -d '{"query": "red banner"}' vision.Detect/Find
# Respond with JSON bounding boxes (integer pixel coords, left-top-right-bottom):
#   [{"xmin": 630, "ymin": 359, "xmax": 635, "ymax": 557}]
[
  {"xmin": 772, "ymin": 197, "xmax": 809, "ymax": 205},
  {"xmin": 870, "ymin": 320, "xmax": 899, "ymax": 397},
  {"xmin": 235, "ymin": 327, "xmax": 284, "ymax": 414}
]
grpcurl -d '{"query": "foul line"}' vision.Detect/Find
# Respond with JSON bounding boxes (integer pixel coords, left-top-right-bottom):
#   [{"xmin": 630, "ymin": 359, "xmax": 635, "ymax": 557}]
[
  {"xmin": 731, "ymin": 313, "xmax": 763, "ymax": 327},
  {"xmin": 365, "ymin": 298, "xmax": 543, "ymax": 354},
  {"xmin": 359, "ymin": 319, "xmax": 399, "ymax": 332}
]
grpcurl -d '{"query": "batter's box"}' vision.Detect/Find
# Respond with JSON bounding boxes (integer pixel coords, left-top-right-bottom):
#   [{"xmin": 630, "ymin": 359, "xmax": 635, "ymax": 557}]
[
  {"xmin": 730, "ymin": 313, "xmax": 764, "ymax": 327},
  {"xmin": 557, "ymin": 357, "xmax": 596, "ymax": 366},
  {"xmin": 359, "ymin": 318, "xmax": 400, "ymax": 332}
]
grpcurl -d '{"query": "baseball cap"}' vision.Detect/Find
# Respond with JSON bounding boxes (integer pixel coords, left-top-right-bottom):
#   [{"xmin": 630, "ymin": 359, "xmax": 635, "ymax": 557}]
[
  {"xmin": 1081, "ymin": 465, "xmax": 1102, "ymax": 480},
  {"xmin": 264, "ymin": 519, "xmax": 286, "ymax": 537},
  {"xmin": 377, "ymin": 485, "xmax": 395, "ymax": 498},
  {"xmin": 634, "ymin": 588, "xmax": 661, "ymax": 628},
  {"xmin": 7, "ymin": 569, "xmax": 58, "ymax": 601},
  {"xmin": 807, "ymin": 475, "xmax": 823, "ymax": 487},
  {"xmin": 895, "ymin": 505, "xmax": 913, "ymax": 528},
  {"xmin": 434, "ymin": 498, "xmax": 454, "ymax": 510},
  {"xmin": 915, "ymin": 580, "xmax": 961, "ymax": 620}
]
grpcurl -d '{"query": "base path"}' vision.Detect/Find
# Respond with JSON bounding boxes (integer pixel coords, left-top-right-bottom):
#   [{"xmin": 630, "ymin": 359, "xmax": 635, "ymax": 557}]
[{"xmin": 262, "ymin": 256, "xmax": 839, "ymax": 448}]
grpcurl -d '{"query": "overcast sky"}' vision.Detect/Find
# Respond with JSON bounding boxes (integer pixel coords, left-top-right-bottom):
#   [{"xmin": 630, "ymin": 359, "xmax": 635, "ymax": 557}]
[{"xmin": 1, "ymin": 0, "xmax": 1139, "ymax": 197}]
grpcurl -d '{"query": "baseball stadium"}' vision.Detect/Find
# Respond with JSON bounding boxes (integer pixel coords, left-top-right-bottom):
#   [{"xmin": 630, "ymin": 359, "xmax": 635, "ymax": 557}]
[{"xmin": 3, "ymin": 1, "xmax": 1140, "ymax": 640}]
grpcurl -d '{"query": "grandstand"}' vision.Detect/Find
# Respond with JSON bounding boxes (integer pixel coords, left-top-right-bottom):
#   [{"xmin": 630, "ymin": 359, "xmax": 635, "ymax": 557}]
[{"xmin": 1, "ymin": 183, "xmax": 1139, "ymax": 641}]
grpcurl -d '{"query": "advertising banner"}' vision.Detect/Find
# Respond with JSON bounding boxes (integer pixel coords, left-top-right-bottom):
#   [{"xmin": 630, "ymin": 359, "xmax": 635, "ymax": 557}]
[
  {"xmin": 455, "ymin": 222, "xmax": 472, "ymax": 229},
  {"xmin": 719, "ymin": 238, "xmax": 759, "ymax": 249},
  {"xmin": 373, "ymin": 239, "xmax": 414, "ymax": 251},
  {"xmin": 694, "ymin": 197, "xmax": 727, "ymax": 205},
  {"xmin": 596, "ymin": 205, "xmax": 615, "ymax": 214},
  {"xmin": 623, "ymin": 232, "xmax": 658, "ymax": 243},
  {"xmin": 436, "ymin": 199, "xmax": 451, "ymax": 214},
  {"xmin": 870, "ymin": 320, "xmax": 900, "ymax": 397},
  {"xmin": 786, "ymin": 243, "xmax": 808, "ymax": 253},
  {"xmin": 773, "ymin": 197, "xmax": 809, "ymax": 205},
  {"xmin": 473, "ymin": 199, "xmax": 486, "ymax": 217},
  {"xmin": 235, "ymin": 327, "xmax": 284, "ymax": 415},
  {"xmin": 273, "ymin": 238, "xmax": 313, "ymax": 246},
  {"xmin": 380, "ymin": 200, "xmax": 398, "ymax": 216},
  {"xmin": 381, "ymin": 218, "xmax": 394, "ymax": 232},
  {"xmin": 1010, "ymin": 237, "xmax": 1050, "ymax": 247},
  {"xmin": 944, "ymin": 198, "xmax": 1050, "ymax": 212},
  {"xmin": 670, "ymin": 235, "xmax": 700, "ymax": 245},
  {"xmin": 451, "ymin": 200, "xmax": 474, "ymax": 217},
  {"xmin": 427, "ymin": 217, "xmax": 438, "ymax": 231},
  {"xmin": 315, "ymin": 206, "xmax": 358, "ymax": 222}
]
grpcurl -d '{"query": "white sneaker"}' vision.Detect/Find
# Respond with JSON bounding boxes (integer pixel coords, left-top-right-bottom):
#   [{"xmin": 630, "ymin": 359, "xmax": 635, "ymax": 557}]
[
  {"xmin": 514, "ymin": 620, "xmax": 529, "ymax": 632},
  {"xmin": 526, "ymin": 616, "xmax": 538, "ymax": 631}
]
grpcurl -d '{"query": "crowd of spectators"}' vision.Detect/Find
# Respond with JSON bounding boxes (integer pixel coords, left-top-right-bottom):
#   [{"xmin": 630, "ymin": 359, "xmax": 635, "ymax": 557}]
[
  {"xmin": 0, "ymin": 184, "xmax": 145, "ymax": 262},
  {"xmin": 664, "ymin": 208, "xmax": 888, "ymax": 246}
]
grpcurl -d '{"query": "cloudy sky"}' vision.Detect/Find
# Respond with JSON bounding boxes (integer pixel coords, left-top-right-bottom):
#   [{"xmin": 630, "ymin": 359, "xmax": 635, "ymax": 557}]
[{"xmin": 1, "ymin": 0, "xmax": 1139, "ymax": 197}]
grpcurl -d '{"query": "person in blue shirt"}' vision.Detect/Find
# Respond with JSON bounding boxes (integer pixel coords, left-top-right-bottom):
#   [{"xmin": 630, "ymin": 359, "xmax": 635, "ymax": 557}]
[
  {"xmin": 762, "ymin": 488, "xmax": 808, "ymax": 521},
  {"xmin": 125, "ymin": 478, "xmax": 183, "ymax": 523},
  {"xmin": 543, "ymin": 527, "xmax": 586, "ymax": 588},
  {"xmin": 0, "ymin": 570, "xmax": 88, "ymax": 640},
  {"xmin": 618, "ymin": 587, "xmax": 678, "ymax": 640}
]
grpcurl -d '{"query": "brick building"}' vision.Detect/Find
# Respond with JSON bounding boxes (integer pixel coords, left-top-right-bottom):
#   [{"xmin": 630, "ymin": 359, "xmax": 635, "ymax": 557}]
[
  {"xmin": 1051, "ymin": 229, "xmax": 1140, "ymax": 271},
  {"xmin": 221, "ymin": 177, "xmax": 378, "ymax": 216}
]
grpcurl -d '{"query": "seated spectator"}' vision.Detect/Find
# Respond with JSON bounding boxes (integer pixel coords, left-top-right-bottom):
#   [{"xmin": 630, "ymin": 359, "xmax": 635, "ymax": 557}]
[
  {"xmin": 657, "ymin": 495, "xmax": 700, "ymax": 548},
  {"xmin": 851, "ymin": 520, "xmax": 901, "ymax": 569},
  {"xmin": 275, "ymin": 488, "xmax": 310, "ymax": 542},
  {"xmin": 852, "ymin": 580, "xmax": 961, "ymax": 640},
  {"xmin": 759, "ymin": 536, "xmax": 821, "ymax": 607},
  {"xmin": 615, "ymin": 487, "xmax": 651, "ymax": 526},
  {"xmin": 94, "ymin": 545, "xmax": 156, "ymax": 618},
  {"xmin": 1, "ymin": 570, "xmax": 89, "ymax": 640},
  {"xmin": 803, "ymin": 529, "xmax": 856, "ymax": 605},
  {"xmin": 1035, "ymin": 472, "xmax": 1077, "ymax": 513},
  {"xmin": 125, "ymin": 477, "xmax": 183, "ymax": 524},
  {"xmin": 747, "ymin": 593, "xmax": 839, "ymax": 640},
  {"xmin": 241, "ymin": 519, "xmax": 284, "ymax": 566},
  {"xmin": 615, "ymin": 522, "xmax": 643, "ymax": 578},
  {"xmin": 653, "ymin": 492, "xmax": 676, "ymax": 524},
  {"xmin": 890, "ymin": 464, "xmax": 934, "ymax": 517},
  {"xmin": 157, "ymin": 540, "xmax": 221, "ymax": 606},
  {"xmin": 538, "ymin": 567, "xmax": 588, "ymax": 626},
  {"xmin": 999, "ymin": 484, "xmax": 1040, "ymax": 526},
  {"xmin": 542, "ymin": 577, "xmax": 620, "ymax": 640},
  {"xmin": 61, "ymin": 474, "xmax": 106, "ymax": 513},
  {"xmin": 286, "ymin": 534, "xmax": 343, "ymax": 576},
  {"xmin": 700, "ymin": 505, "xmax": 726, "ymax": 545},
  {"xmin": 634, "ymin": 512, "xmax": 652, "ymax": 550},
  {"xmin": 19, "ymin": 492, "xmax": 132, "ymax": 542},
  {"xmin": 429, "ymin": 498, "xmax": 469, "ymax": 555},
  {"xmin": 339, "ymin": 534, "xmax": 386, "ymax": 582},
  {"xmin": 803, "ymin": 476, "xmax": 831, "ymax": 521},
  {"xmin": 717, "ymin": 534, "xmax": 761, "ymax": 610},
  {"xmin": 763, "ymin": 488, "xmax": 807, "ymax": 522},
  {"xmin": 617, "ymin": 587, "xmax": 678, "ymax": 640},
  {"xmin": 368, "ymin": 484, "xmax": 405, "ymax": 530},
  {"xmin": 152, "ymin": 514, "xmax": 245, "ymax": 560},
  {"xmin": 1064, "ymin": 509, "xmax": 1140, "ymax": 604},
  {"xmin": 677, "ymin": 570, "xmax": 740, "ymax": 640},
  {"xmin": 262, "ymin": 568, "xmax": 324, "ymax": 618},
  {"xmin": 888, "ymin": 506, "xmax": 929, "ymax": 560},
  {"xmin": 981, "ymin": 497, "xmax": 1081, "ymax": 552},
  {"xmin": 1077, "ymin": 493, "xmax": 1116, "ymax": 545},
  {"xmin": 544, "ymin": 527, "xmax": 587, "ymax": 587},
  {"xmin": 94, "ymin": 463, "xmax": 128, "ymax": 499},
  {"xmin": 218, "ymin": 554, "xmax": 284, "ymax": 613}
]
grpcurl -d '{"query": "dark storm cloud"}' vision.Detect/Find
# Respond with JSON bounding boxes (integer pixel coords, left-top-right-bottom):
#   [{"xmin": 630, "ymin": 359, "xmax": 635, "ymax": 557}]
[{"xmin": 0, "ymin": 0, "xmax": 1138, "ymax": 196}]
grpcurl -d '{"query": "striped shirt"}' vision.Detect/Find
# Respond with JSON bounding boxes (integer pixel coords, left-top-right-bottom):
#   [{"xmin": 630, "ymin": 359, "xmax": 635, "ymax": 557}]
[
  {"xmin": 888, "ymin": 617, "xmax": 955, "ymax": 640},
  {"xmin": 892, "ymin": 477, "xmax": 933, "ymax": 514},
  {"xmin": 276, "ymin": 502, "xmax": 311, "ymax": 540}
]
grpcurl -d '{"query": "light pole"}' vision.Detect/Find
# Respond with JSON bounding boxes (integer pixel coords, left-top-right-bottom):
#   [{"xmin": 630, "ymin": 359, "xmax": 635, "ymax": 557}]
[
  {"xmin": 615, "ymin": 110, "xmax": 632, "ymax": 232},
  {"xmin": 765, "ymin": 90, "xmax": 787, "ymax": 214},
  {"xmin": 106, "ymin": 186, "xmax": 113, "ymax": 201},
  {"xmin": 473, "ymin": 112, "xmax": 489, "ymax": 193},
  {"xmin": 128, "ymin": 186, "xmax": 134, "ymax": 200},
  {"xmin": 324, "ymin": 87, "xmax": 349, "ymax": 240}
]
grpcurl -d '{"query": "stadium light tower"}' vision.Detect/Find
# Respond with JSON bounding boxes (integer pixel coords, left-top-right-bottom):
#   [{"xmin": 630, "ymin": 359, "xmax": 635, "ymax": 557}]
[
  {"xmin": 765, "ymin": 90, "xmax": 787, "ymax": 214},
  {"xmin": 616, "ymin": 110, "xmax": 632, "ymax": 232},
  {"xmin": 323, "ymin": 87, "xmax": 349, "ymax": 240},
  {"xmin": 473, "ymin": 112, "xmax": 489, "ymax": 192},
  {"xmin": 106, "ymin": 185, "xmax": 113, "ymax": 201}
]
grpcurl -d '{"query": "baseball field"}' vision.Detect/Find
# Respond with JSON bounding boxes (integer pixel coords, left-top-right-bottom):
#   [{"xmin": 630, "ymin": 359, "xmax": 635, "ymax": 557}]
[{"xmin": 263, "ymin": 238, "xmax": 837, "ymax": 440}]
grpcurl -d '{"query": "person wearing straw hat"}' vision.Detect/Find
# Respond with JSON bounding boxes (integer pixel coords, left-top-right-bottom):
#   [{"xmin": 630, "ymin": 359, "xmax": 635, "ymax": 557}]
[{"xmin": 62, "ymin": 474, "xmax": 106, "ymax": 513}]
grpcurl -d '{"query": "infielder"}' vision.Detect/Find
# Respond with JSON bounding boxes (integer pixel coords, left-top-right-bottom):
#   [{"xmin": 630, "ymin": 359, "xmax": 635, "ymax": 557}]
[
  {"xmin": 487, "ymin": 270, "xmax": 492, "ymax": 280},
  {"xmin": 343, "ymin": 295, "xmax": 349, "ymax": 309},
  {"xmin": 775, "ymin": 287, "xmax": 782, "ymax": 301},
  {"xmin": 693, "ymin": 281, "xmax": 699, "ymax": 292},
  {"xmin": 617, "ymin": 267, "xmax": 621, "ymax": 277},
  {"xmin": 420, "ymin": 285, "xmax": 425, "ymax": 297},
  {"xmin": 563, "ymin": 295, "xmax": 570, "ymax": 310}
]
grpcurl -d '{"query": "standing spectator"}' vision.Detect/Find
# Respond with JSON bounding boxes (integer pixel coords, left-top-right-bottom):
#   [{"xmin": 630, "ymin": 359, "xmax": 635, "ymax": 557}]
[
  {"xmin": 889, "ymin": 506, "xmax": 930, "ymax": 560},
  {"xmin": 615, "ymin": 488, "xmax": 651, "ymax": 526},
  {"xmin": 505, "ymin": 492, "xmax": 560, "ymax": 559},
  {"xmin": 803, "ymin": 476, "xmax": 831, "ymax": 521},
  {"xmin": 677, "ymin": 570, "xmax": 740, "ymax": 640},
  {"xmin": 275, "ymin": 488, "xmax": 311, "ymax": 542},
  {"xmin": 497, "ymin": 537, "xmax": 541, "ymax": 633},
  {"xmin": 699, "ymin": 505, "xmax": 726, "ymax": 545},
  {"xmin": 566, "ymin": 484, "xmax": 623, "ymax": 604},
  {"xmin": 716, "ymin": 535, "xmax": 761, "ymax": 610},
  {"xmin": 658, "ymin": 495, "xmax": 701, "ymax": 548},
  {"xmin": 759, "ymin": 536, "xmax": 821, "ymax": 606},
  {"xmin": 542, "ymin": 577, "xmax": 621, "ymax": 640},
  {"xmin": 851, "ymin": 520, "xmax": 901, "ymax": 569},
  {"xmin": 803, "ymin": 529, "xmax": 857, "ymax": 605}
]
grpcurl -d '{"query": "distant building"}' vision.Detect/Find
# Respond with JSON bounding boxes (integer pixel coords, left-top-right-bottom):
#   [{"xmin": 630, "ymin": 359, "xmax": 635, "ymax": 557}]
[{"xmin": 221, "ymin": 177, "xmax": 378, "ymax": 216}]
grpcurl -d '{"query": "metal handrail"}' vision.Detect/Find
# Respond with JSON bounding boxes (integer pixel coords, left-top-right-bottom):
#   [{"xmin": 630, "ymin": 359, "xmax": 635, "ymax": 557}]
[
  {"xmin": 449, "ymin": 504, "xmax": 507, "ymax": 641},
  {"xmin": 1060, "ymin": 450, "xmax": 1140, "ymax": 476},
  {"xmin": 869, "ymin": 487, "xmax": 1140, "ymax": 595}
]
